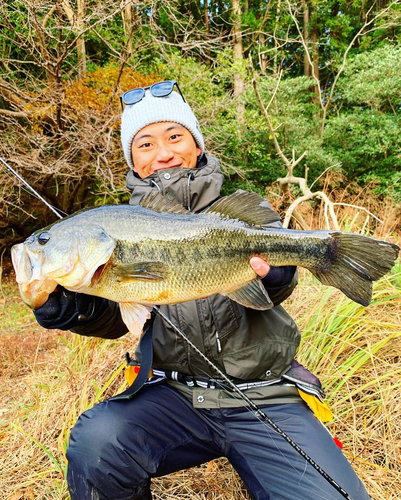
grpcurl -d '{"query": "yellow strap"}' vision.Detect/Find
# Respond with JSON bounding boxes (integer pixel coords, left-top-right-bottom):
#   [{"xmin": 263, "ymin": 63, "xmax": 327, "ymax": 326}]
[
  {"xmin": 125, "ymin": 365, "xmax": 153, "ymax": 386},
  {"xmin": 298, "ymin": 389, "xmax": 333, "ymax": 423}
]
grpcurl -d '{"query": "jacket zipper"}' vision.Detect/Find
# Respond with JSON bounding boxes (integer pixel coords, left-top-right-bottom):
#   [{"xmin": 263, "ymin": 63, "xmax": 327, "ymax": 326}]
[
  {"xmin": 187, "ymin": 171, "xmax": 194, "ymax": 210},
  {"xmin": 215, "ymin": 331, "xmax": 222, "ymax": 352}
]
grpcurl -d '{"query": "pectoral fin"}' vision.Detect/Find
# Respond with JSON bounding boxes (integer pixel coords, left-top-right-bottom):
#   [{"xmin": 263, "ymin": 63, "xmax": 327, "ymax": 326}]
[
  {"xmin": 225, "ymin": 279, "xmax": 273, "ymax": 310},
  {"xmin": 115, "ymin": 261, "xmax": 169, "ymax": 282},
  {"xmin": 119, "ymin": 302, "xmax": 153, "ymax": 338}
]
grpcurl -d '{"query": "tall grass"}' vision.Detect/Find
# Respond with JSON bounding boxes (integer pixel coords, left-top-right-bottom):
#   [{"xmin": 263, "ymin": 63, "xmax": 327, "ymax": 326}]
[
  {"xmin": 1, "ymin": 256, "xmax": 400, "ymax": 499},
  {"xmin": 290, "ymin": 262, "xmax": 401, "ymax": 497}
]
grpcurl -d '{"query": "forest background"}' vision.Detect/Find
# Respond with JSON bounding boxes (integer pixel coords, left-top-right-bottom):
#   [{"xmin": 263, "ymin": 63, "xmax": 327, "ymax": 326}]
[
  {"xmin": 1, "ymin": 0, "xmax": 401, "ymax": 242},
  {"xmin": 1, "ymin": 1, "xmax": 401, "ymax": 499}
]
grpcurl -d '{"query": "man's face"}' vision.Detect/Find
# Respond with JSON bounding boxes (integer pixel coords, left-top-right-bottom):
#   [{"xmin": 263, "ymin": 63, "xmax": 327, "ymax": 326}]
[{"xmin": 131, "ymin": 121, "xmax": 202, "ymax": 179}]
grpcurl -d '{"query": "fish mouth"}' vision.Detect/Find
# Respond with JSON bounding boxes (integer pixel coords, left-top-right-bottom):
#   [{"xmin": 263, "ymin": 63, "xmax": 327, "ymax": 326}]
[
  {"xmin": 12, "ymin": 243, "xmax": 33, "ymax": 283},
  {"xmin": 19, "ymin": 278, "xmax": 58, "ymax": 310},
  {"xmin": 11, "ymin": 244, "xmax": 58, "ymax": 310}
]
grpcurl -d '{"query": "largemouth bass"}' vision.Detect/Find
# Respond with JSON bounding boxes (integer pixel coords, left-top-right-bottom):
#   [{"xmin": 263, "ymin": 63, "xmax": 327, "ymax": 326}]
[{"xmin": 12, "ymin": 191, "xmax": 400, "ymax": 337}]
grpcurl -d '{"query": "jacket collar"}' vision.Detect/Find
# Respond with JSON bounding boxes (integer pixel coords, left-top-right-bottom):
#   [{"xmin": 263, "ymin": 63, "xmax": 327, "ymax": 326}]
[{"xmin": 126, "ymin": 154, "xmax": 224, "ymax": 212}]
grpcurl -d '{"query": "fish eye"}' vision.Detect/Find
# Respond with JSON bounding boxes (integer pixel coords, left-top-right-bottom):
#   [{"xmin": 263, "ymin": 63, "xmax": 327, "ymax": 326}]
[{"xmin": 38, "ymin": 232, "xmax": 51, "ymax": 245}]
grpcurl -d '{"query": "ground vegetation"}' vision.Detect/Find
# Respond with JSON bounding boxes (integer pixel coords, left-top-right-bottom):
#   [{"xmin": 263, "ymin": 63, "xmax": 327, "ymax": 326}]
[{"xmin": 0, "ymin": 221, "xmax": 400, "ymax": 498}]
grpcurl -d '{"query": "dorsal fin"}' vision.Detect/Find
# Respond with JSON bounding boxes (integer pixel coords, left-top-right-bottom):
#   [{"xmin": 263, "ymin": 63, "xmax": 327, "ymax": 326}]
[
  {"xmin": 139, "ymin": 192, "xmax": 189, "ymax": 214},
  {"xmin": 203, "ymin": 190, "xmax": 281, "ymax": 226}
]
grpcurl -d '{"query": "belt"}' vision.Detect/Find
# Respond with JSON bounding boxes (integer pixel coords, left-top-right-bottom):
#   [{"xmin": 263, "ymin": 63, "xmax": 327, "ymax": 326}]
[{"xmin": 151, "ymin": 369, "xmax": 288, "ymax": 392}]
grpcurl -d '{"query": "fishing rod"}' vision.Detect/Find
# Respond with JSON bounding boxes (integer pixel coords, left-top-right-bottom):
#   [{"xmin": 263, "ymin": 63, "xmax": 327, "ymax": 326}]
[
  {"xmin": 0, "ymin": 157, "xmax": 64, "ymax": 219},
  {"xmin": 2, "ymin": 155, "xmax": 354, "ymax": 500}
]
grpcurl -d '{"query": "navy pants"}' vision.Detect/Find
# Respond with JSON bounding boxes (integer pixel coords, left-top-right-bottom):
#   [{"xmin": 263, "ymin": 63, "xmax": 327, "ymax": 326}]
[{"xmin": 67, "ymin": 384, "xmax": 371, "ymax": 500}]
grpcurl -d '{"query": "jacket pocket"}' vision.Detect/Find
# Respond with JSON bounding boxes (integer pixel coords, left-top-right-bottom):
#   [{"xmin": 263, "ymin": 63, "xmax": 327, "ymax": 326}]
[
  {"xmin": 222, "ymin": 339, "xmax": 298, "ymax": 380},
  {"xmin": 207, "ymin": 295, "xmax": 239, "ymax": 339}
]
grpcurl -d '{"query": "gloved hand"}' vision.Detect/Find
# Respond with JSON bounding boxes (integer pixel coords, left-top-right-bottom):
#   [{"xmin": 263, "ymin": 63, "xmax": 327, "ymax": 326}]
[
  {"xmin": 33, "ymin": 286, "xmax": 109, "ymax": 331},
  {"xmin": 249, "ymin": 257, "xmax": 296, "ymax": 289},
  {"xmin": 261, "ymin": 265, "xmax": 297, "ymax": 289}
]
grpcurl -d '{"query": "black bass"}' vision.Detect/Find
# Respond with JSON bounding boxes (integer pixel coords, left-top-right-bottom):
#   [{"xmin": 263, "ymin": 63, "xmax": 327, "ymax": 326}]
[{"xmin": 11, "ymin": 191, "xmax": 400, "ymax": 337}]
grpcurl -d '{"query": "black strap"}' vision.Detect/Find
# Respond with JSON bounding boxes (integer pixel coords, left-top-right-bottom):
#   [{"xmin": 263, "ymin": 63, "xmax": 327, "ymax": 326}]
[{"xmin": 109, "ymin": 326, "xmax": 154, "ymax": 400}]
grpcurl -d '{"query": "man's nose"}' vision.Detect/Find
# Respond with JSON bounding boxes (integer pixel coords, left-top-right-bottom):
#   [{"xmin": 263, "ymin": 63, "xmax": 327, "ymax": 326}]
[{"xmin": 156, "ymin": 145, "xmax": 174, "ymax": 162}]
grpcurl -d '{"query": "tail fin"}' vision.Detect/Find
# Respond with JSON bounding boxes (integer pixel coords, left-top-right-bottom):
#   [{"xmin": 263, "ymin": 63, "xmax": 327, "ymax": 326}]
[{"xmin": 311, "ymin": 233, "xmax": 399, "ymax": 306}]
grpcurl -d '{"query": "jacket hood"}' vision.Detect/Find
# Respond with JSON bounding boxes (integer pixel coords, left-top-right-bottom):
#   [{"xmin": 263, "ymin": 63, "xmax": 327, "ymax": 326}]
[{"xmin": 126, "ymin": 154, "xmax": 224, "ymax": 212}]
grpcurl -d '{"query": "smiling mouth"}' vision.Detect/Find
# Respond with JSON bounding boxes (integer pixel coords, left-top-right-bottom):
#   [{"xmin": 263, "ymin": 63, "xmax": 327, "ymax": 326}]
[{"xmin": 153, "ymin": 164, "xmax": 182, "ymax": 171}]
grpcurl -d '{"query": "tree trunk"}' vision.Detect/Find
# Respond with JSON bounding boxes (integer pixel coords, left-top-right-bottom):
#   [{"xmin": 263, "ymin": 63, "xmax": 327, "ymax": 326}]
[
  {"xmin": 77, "ymin": 0, "xmax": 86, "ymax": 77},
  {"xmin": 259, "ymin": 33, "xmax": 267, "ymax": 73},
  {"xmin": 273, "ymin": 0, "xmax": 281, "ymax": 75},
  {"xmin": 303, "ymin": 2, "xmax": 311, "ymax": 76},
  {"xmin": 311, "ymin": 27, "xmax": 319, "ymax": 82},
  {"xmin": 204, "ymin": 0, "xmax": 209, "ymax": 31},
  {"xmin": 121, "ymin": 0, "xmax": 134, "ymax": 58},
  {"xmin": 232, "ymin": 0, "xmax": 244, "ymax": 122},
  {"xmin": 311, "ymin": 9, "xmax": 320, "ymax": 104},
  {"xmin": 62, "ymin": 0, "xmax": 87, "ymax": 78}
]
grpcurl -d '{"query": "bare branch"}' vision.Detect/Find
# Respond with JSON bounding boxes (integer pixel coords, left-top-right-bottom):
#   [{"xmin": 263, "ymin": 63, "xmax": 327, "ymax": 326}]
[
  {"xmin": 42, "ymin": 5, "xmax": 57, "ymax": 28},
  {"xmin": 61, "ymin": 0, "xmax": 75, "ymax": 25},
  {"xmin": 309, "ymin": 165, "xmax": 339, "ymax": 190},
  {"xmin": 251, "ymin": 66, "xmax": 291, "ymax": 169},
  {"xmin": 265, "ymin": 69, "xmax": 283, "ymax": 112},
  {"xmin": 0, "ymin": 109, "xmax": 29, "ymax": 118},
  {"xmin": 332, "ymin": 203, "xmax": 383, "ymax": 224},
  {"xmin": 250, "ymin": 58, "xmax": 308, "ymax": 175},
  {"xmin": 278, "ymin": 174, "xmax": 340, "ymax": 230}
]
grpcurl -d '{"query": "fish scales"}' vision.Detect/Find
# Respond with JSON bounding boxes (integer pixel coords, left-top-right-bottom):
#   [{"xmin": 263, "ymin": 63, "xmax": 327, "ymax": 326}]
[{"xmin": 93, "ymin": 212, "xmax": 264, "ymax": 304}]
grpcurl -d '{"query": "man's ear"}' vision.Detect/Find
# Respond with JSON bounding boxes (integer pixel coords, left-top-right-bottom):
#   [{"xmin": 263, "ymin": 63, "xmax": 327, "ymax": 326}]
[{"xmin": 196, "ymin": 147, "xmax": 202, "ymax": 157}]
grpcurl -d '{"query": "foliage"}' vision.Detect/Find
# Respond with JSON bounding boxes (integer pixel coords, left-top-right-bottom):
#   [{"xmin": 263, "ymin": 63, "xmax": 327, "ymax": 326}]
[
  {"xmin": 338, "ymin": 45, "xmax": 401, "ymax": 111},
  {"xmin": 1, "ymin": 0, "xmax": 401, "ymax": 248},
  {"xmin": 324, "ymin": 111, "xmax": 401, "ymax": 188},
  {"xmin": 319, "ymin": 44, "xmax": 401, "ymax": 197}
]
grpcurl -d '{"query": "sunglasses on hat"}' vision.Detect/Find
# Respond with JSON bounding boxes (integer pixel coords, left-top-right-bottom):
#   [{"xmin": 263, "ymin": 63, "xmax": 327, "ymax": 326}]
[{"xmin": 120, "ymin": 80, "xmax": 186, "ymax": 110}]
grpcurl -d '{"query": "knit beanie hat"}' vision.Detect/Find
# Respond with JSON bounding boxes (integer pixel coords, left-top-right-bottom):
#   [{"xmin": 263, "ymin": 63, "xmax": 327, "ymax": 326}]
[{"xmin": 121, "ymin": 90, "xmax": 205, "ymax": 169}]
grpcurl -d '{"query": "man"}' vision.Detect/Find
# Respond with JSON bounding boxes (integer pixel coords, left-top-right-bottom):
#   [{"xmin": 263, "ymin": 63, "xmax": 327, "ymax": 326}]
[{"xmin": 34, "ymin": 81, "xmax": 371, "ymax": 500}]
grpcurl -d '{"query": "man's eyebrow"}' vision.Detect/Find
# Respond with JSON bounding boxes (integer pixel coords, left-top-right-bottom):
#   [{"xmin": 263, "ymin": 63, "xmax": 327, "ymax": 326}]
[
  {"xmin": 165, "ymin": 124, "xmax": 184, "ymax": 132},
  {"xmin": 133, "ymin": 133, "xmax": 154, "ymax": 144}
]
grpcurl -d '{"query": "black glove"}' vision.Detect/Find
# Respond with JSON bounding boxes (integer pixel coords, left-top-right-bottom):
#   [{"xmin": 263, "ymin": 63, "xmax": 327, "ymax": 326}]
[
  {"xmin": 33, "ymin": 286, "xmax": 110, "ymax": 331},
  {"xmin": 261, "ymin": 265, "xmax": 297, "ymax": 290}
]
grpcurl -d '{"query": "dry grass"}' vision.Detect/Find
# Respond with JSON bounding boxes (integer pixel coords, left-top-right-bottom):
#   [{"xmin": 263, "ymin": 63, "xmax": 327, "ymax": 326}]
[
  {"xmin": 269, "ymin": 171, "xmax": 401, "ymax": 239},
  {"xmin": 1, "ymin": 226, "xmax": 400, "ymax": 499}
]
